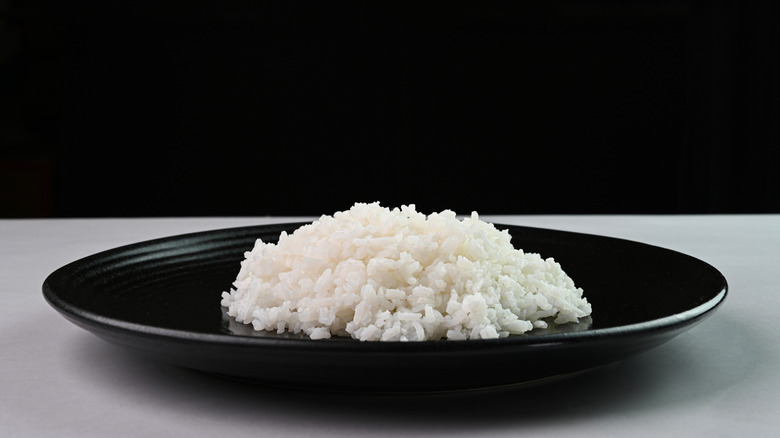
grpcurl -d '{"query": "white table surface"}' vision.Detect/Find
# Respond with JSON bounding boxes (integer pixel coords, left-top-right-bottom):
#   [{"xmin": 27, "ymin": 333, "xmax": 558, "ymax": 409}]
[{"xmin": 2, "ymin": 215, "xmax": 778, "ymax": 437}]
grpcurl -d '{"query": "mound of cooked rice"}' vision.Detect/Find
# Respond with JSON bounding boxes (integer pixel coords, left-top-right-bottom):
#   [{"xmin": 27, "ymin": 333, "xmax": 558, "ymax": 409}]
[{"xmin": 221, "ymin": 202, "xmax": 591, "ymax": 341}]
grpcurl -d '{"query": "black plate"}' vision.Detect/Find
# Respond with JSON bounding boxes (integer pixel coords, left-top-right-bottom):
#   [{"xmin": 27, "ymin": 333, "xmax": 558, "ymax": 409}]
[{"xmin": 43, "ymin": 223, "xmax": 727, "ymax": 392}]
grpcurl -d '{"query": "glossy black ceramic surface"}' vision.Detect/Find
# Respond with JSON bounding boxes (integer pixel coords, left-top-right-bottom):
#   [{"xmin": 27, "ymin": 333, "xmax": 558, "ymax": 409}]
[{"xmin": 43, "ymin": 223, "xmax": 727, "ymax": 391}]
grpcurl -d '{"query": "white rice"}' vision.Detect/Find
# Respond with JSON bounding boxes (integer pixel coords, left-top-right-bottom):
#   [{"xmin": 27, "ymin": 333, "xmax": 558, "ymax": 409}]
[{"xmin": 221, "ymin": 202, "xmax": 591, "ymax": 341}]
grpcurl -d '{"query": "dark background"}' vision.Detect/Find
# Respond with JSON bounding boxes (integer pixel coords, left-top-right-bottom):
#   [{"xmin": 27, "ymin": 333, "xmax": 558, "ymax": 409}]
[{"xmin": 1, "ymin": 1, "xmax": 778, "ymax": 217}]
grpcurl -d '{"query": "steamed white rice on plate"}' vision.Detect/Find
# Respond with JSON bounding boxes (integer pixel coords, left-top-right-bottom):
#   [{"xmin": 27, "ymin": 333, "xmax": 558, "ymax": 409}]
[{"xmin": 221, "ymin": 202, "xmax": 591, "ymax": 341}]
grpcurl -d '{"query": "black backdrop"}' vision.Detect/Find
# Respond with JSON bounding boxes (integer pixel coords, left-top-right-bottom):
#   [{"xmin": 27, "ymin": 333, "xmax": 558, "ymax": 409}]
[{"xmin": 2, "ymin": 1, "xmax": 778, "ymax": 217}]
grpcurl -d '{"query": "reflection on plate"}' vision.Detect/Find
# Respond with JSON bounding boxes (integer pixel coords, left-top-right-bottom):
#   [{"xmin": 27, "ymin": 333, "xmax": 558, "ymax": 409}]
[{"xmin": 43, "ymin": 223, "xmax": 726, "ymax": 392}]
